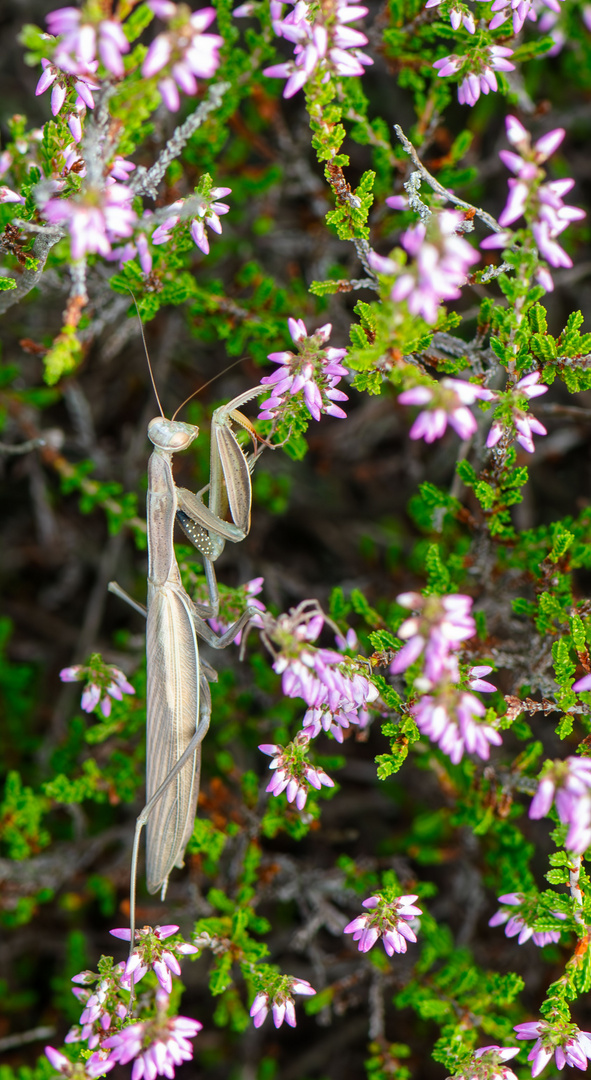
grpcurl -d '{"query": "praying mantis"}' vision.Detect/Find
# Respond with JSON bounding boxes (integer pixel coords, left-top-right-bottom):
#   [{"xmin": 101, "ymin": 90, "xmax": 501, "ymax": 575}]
[{"xmin": 109, "ymin": 375, "xmax": 269, "ymax": 936}]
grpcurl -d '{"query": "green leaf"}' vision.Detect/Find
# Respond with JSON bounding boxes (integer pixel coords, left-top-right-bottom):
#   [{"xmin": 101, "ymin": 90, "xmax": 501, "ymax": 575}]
[{"xmin": 550, "ymin": 527, "xmax": 574, "ymax": 562}]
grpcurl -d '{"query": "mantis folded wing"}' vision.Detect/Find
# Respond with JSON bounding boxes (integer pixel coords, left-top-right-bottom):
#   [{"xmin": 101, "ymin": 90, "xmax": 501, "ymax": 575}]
[{"xmin": 109, "ymin": 385, "xmax": 267, "ymax": 932}]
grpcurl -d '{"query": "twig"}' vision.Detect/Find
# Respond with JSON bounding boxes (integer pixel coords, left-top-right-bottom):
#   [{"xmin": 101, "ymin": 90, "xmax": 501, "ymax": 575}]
[
  {"xmin": 330, "ymin": 277, "xmax": 380, "ymax": 293},
  {"xmin": 394, "ymin": 125, "xmax": 504, "ymax": 234},
  {"xmin": 0, "ymin": 437, "xmax": 45, "ymax": 455},
  {"xmin": 477, "ymin": 261, "xmax": 513, "ymax": 283},
  {"xmin": 368, "ymin": 970, "xmax": 385, "ymax": 1041},
  {"xmin": 131, "ymin": 82, "xmax": 231, "ymax": 198},
  {"xmin": 0, "ymin": 1026, "xmax": 56, "ymax": 1052},
  {"xmin": 0, "ymin": 227, "xmax": 64, "ymax": 316},
  {"xmin": 353, "ymin": 237, "xmax": 378, "ymax": 283},
  {"xmin": 535, "ymin": 402, "xmax": 591, "ymax": 420},
  {"xmin": 69, "ymin": 258, "xmax": 88, "ymax": 307}
]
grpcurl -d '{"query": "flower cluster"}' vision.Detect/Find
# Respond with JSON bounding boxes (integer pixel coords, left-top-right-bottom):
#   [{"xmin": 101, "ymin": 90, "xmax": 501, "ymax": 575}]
[
  {"xmin": 65, "ymin": 964, "xmax": 128, "ymax": 1049},
  {"xmin": 303, "ymin": 698, "xmax": 372, "ymax": 742},
  {"xmin": 486, "ymin": 372, "xmax": 548, "ymax": 455},
  {"xmin": 452, "ymin": 1046, "xmax": 521, "ymax": 1080},
  {"xmin": 103, "ymin": 989, "xmax": 202, "ymax": 1079},
  {"xmin": 46, "ymin": 8, "xmax": 130, "ymax": 77},
  {"xmin": 529, "ymin": 756, "xmax": 591, "ymax": 854},
  {"xmin": 424, "ymin": 0, "xmax": 475, "ymax": 33},
  {"xmin": 42, "ymin": 179, "xmax": 136, "ymax": 261},
  {"xmin": 259, "ymin": 732, "xmax": 335, "ymax": 809},
  {"xmin": 151, "ymin": 187, "xmax": 232, "ymax": 255},
  {"xmin": 433, "ymin": 46, "xmax": 514, "ymax": 107},
  {"xmin": 60, "ymin": 657, "xmax": 135, "ymax": 718},
  {"xmin": 482, "ymin": 116, "xmax": 585, "ymax": 274},
  {"xmin": 279, "ymin": 612, "xmax": 377, "ymax": 719},
  {"xmin": 142, "ymin": 1, "xmax": 223, "ymax": 111},
  {"xmin": 412, "ymin": 680, "xmax": 501, "ymax": 763},
  {"xmin": 391, "ymin": 594, "xmax": 501, "ymax": 763},
  {"xmin": 258, "ymin": 319, "xmax": 349, "ymax": 423},
  {"xmin": 250, "ymin": 976, "xmax": 316, "ymax": 1028},
  {"xmin": 110, "ymin": 925, "xmax": 198, "ymax": 995},
  {"xmin": 45, "ymin": 1045, "xmax": 114, "ymax": 1079},
  {"xmin": 370, "ymin": 209, "xmax": 480, "ymax": 324},
  {"xmin": 344, "ymin": 893, "xmax": 422, "ymax": 956},
  {"xmin": 515, "ymin": 1020, "xmax": 591, "ymax": 1076},
  {"xmin": 390, "ymin": 592, "xmax": 477, "ymax": 680},
  {"xmin": 264, "ymin": 0, "xmax": 373, "ymax": 99},
  {"xmin": 489, "ymin": 893, "xmax": 566, "ymax": 946},
  {"xmin": 36, "ymin": 57, "xmax": 99, "ymax": 116},
  {"xmin": 398, "ymin": 378, "xmax": 493, "ymax": 443}
]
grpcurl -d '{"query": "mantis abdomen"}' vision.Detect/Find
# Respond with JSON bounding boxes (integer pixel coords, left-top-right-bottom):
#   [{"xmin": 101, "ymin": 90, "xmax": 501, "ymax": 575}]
[{"xmin": 146, "ymin": 438, "xmax": 202, "ymax": 896}]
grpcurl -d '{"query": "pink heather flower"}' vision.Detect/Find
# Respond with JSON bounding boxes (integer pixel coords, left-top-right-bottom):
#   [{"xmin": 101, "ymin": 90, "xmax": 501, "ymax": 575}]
[
  {"xmin": 514, "ymin": 1021, "xmax": 591, "ymax": 1077},
  {"xmin": 468, "ymin": 665, "xmax": 496, "ymax": 693},
  {"xmin": 254, "ymin": 603, "xmax": 378, "ymax": 735},
  {"xmin": 142, "ymin": 3, "xmax": 222, "ymax": 110},
  {"xmin": 454, "ymin": 1046, "xmax": 521, "ymax": 1080},
  {"xmin": 264, "ymin": 0, "xmax": 372, "ymax": 98},
  {"xmin": 344, "ymin": 893, "xmax": 422, "ymax": 956},
  {"xmin": 398, "ymin": 377, "xmax": 494, "ymax": 443},
  {"xmin": 45, "ymin": 1047, "xmax": 72, "ymax": 1075},
  {"xmin": 64, "ymin": 962, "xmax": 129, "ymax": 1049},
  {"xmin": 529, "ymin": 756, "xmax": 591, "ymax": 854},
  {"xmin": 259, "ymin": 733, "xmax": 334, "ymax": 809},
  {"xmin": 60, "ymin": 659, "xmax": 135, "ymax": 719},
  {"xmin": 303, "ymin": 699, "xmax": 369, "ymax": 742},
  {"xmin": 102, "ymin": 991, "xmax": 202, "ymax": 1078},
  {"xmin": 46, "ymin": 1045, "xmax": 115, "ymax": 1078},
  {"xmin": 412, "ymin": 685, "xmax": 502, "ymax": 763},
  {"xmin": 250, "ymin": 977, "xmax": 316, "ymax": 1029},
  {"xmin": 110, "ymin": 924, "xmax": 198, "ymax": 994},
  {"xmin": 487, "ymin": 116, "xmax": 585, "ymax": 275},
  {"xmin": 335, "ymin": 627, "xmax": 358, "ymax": 651},
  {"xmin": 0, "ymin": 186, "xmax": 25, "ymax": 203},
  {"xmin": 424, "ymin": 0, "xmax": 475, "ymax": 32},
  {"xmin": 258, "ymin": 318, "xmax": 349, "ymax": 423},
  {"xmin": 371, "ymin": 210, "xmax": 479, "ymax": 323},
  {"xmin": 35, "ymin": 57, "xmax": 100, "ymax": 114},
  {"xmin": 488, "ymin": 0, "xmax": 565, "ymax": 34},
  {"xmin": 390, "ymin": 592, "xmax": 476, "ymax": 682},
  {"xmin": 41, "ymin": 181, "xmax": 136, "ymax": 261},
  {"xmin": 486, "ymin": 372, "xmax": 548, "ymax": 455},
  {"xmin": 151, "ymin": 188, "xmax": 231, "ymax": 253},
  {"xmin": 489, "ymin": 893, "xmax": 566, "ymax": 946},
  {"xmin": 136, "ymin": 234, "xmax": 153, "ymax": 275},
  {"xmin": 45, "ymin": 9, "xmax": 130, "ymax": 77},
  {"xmin": 434, "ymin": 47, "xmax": 515, "ymax": 106}
]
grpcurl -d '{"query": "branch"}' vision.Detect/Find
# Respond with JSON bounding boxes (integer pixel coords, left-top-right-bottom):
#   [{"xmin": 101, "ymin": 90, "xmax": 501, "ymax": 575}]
[
  {"xmin": 393, "ymin": 124, "xmax": 504, "ymax": 234},
  {"xmin": 0, "ymin": 1027, "xmax": 56, "ymax": 1052},
  {"xmin": 0, "ymin": 226, "xmax": 64, "ymax": 316},
  {"xmin": 131, "ymin": 82, "xmax": 231, "ymax": 198},
  {"xmin": 0, "ymin": 436, "xmax": 45, "ymax": 455}
]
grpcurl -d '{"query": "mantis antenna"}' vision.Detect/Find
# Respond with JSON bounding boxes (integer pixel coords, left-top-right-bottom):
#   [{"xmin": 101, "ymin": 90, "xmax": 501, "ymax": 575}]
[
  {"xmin": 171, "ymin": 356, "xmax": 251, "ymax": 420},
  {"xmin": 125, "ymin": 287, "xmax": 165, "ymax": 419},
  {"xmin": 125, "ymin": 285, "xmax": 251, "ymax": 418}
]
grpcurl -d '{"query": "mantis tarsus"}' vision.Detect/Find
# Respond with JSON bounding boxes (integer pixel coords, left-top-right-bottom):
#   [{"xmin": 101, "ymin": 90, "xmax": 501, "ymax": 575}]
[{"xmin": 109, "ymin": 382, "xmax": 268, "ymax": 936}]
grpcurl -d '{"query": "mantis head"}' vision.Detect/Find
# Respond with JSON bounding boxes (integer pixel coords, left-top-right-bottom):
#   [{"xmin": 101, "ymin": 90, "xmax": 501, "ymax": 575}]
[{"xmin": 148, "ymin": 418, "xmax": 198, "ymax": 452}]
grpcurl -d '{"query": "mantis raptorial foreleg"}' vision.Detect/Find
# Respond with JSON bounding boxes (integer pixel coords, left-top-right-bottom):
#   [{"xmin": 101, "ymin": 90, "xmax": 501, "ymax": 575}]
[{"xmin": 108, "ymin": 384, "xmax": 268, "ymax": 939}]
